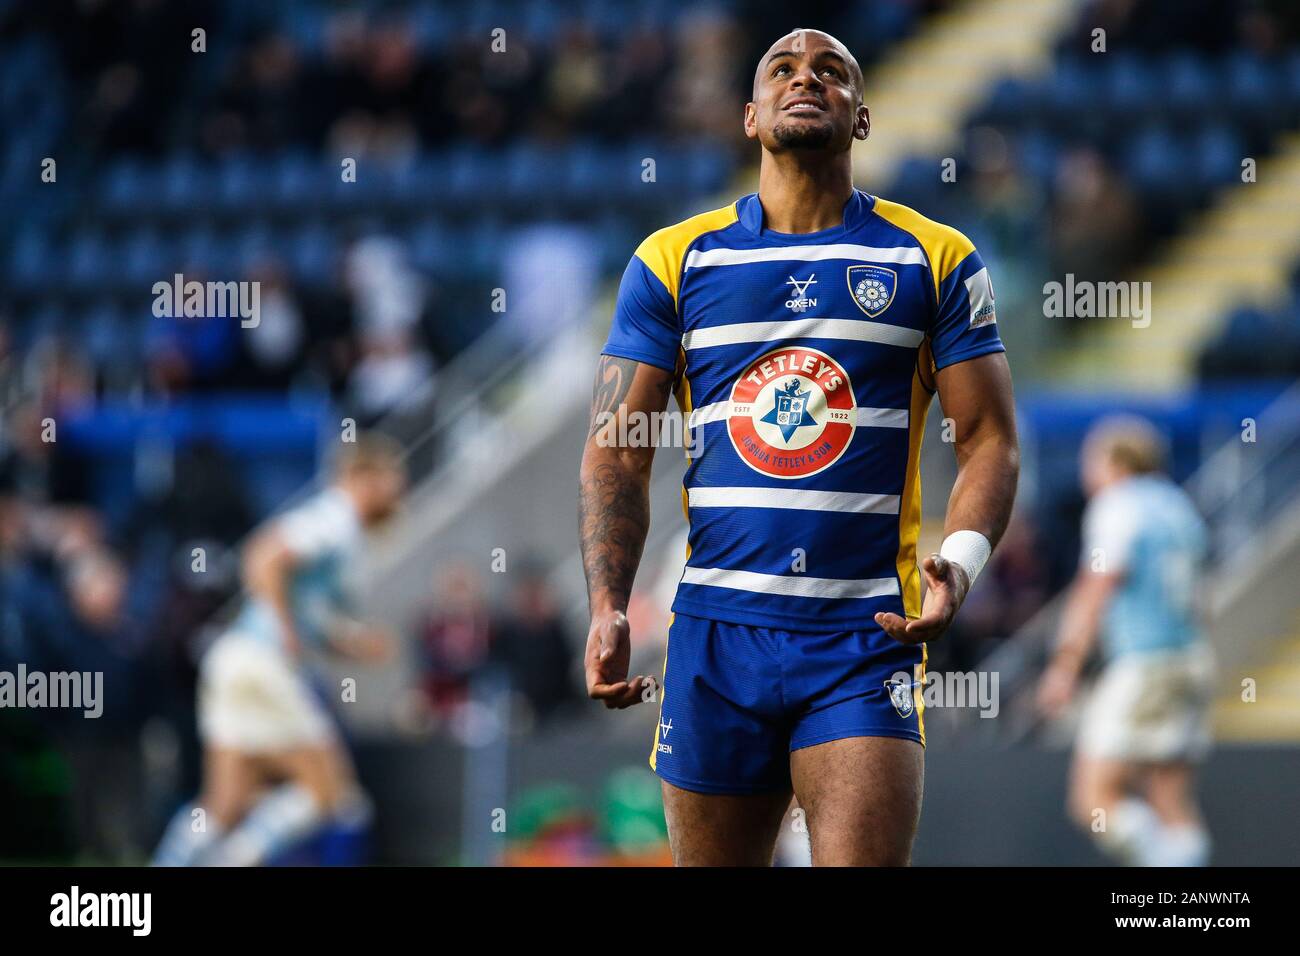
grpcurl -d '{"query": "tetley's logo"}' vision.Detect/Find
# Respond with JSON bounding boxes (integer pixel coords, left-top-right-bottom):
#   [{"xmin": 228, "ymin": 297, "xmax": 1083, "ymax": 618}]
[{"xmin": 726, "ymin": 346, "xmax": 855, "ymax": 480}]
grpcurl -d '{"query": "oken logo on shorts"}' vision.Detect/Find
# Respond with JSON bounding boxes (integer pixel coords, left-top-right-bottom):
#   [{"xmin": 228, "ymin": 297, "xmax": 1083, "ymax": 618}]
[
  {"xmin": 726, "ymin": 346, "xmax": 855, "ymax": 479},
  {"xmin": 658, "ymin": 717, "xmax": 673, "ymax": 755},
  {"xmin": 883, "ymin": 677, "xmax": 915, "ymax": 719}
]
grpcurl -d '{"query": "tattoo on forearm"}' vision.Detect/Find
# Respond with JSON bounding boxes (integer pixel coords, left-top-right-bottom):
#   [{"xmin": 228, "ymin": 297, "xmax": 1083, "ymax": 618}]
[
  {"xmin": 580, "ymin": 355, "xmax": 672, "ymax": 609},
  {"xmin": 579, "ymin": 461, "xmax": 649, "ymax": 610}
]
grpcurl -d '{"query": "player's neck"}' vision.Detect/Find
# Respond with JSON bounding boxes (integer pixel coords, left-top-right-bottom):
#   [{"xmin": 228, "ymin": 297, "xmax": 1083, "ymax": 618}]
[{"xmin": 756, "ymin": 153, "xmax": 855, "ymax": 234}]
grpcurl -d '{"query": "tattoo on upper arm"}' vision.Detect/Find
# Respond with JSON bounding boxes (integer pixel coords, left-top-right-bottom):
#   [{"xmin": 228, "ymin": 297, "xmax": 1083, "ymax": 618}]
[
  {"xmin": 589, "ymin": 355, "xmax": 675, "ymax": 438},
  {"xmin": 589, "ymin": 355, "xmax": 640, "ymax": 437}
]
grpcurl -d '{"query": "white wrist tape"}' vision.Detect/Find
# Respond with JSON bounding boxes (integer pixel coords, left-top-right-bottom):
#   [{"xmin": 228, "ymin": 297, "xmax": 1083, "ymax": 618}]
[{"xmin": 939, "ymin": 530, "xmax": 992, "ymax": 588}]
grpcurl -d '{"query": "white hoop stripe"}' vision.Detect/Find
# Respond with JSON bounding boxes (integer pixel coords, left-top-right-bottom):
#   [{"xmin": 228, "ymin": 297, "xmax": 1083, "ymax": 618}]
[
  {"xmin": 682, "ymin": 318, "xmax": 924, "ymax": 351},
  {"xmin": 680, "ymin": 566, "xmax": 900, "ymax": 600},
  {"xmin": 687, "ymin": 486, "xmax": 899, "ymax": 515},
  {"xmin": 684, "ymin": 244, "xmax": 927, "ymax": 270}
]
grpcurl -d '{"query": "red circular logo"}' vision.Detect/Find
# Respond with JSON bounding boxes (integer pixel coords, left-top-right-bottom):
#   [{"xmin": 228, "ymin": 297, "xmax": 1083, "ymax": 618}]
[{"xmin": 726, "ymin": 346, "xmax": 856, "ymax": 479}]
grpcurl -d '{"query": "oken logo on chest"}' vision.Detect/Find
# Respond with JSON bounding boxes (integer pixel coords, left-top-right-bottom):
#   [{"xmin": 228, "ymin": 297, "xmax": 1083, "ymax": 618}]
[{"xmin": 785, "ymin": 274, "xmax": 818, "ymax": 312}]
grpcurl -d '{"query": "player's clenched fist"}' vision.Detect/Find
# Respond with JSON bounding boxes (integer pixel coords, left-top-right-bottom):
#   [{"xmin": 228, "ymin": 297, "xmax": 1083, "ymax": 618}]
[{"xmin": 584, "ymin": 609, "xmax": 648, "ymax": 708}]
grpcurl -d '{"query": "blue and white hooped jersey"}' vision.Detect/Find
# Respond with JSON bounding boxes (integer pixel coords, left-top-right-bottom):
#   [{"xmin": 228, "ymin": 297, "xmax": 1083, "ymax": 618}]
[{"xmin": 603, "ymin": 189, "xmax": 1005, "ymax": 631}]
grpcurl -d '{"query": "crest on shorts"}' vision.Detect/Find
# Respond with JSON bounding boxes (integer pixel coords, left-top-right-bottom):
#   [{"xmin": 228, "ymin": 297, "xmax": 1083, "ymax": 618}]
[
  {"xmin": 848, "ymin": 264, "xmax": 897, "ymax": 318},
  {"xmin": 884, "ymin": 677, "xmax": 915, "ymax": 718}
]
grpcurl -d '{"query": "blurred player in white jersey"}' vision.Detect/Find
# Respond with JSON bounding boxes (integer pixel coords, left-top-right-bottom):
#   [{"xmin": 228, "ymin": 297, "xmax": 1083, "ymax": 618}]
[
  {"xmin": 154, "ymin": 433, "xmax": 405, "ymax": 866},
  {"xmin": 1037, "ymin": 415, "xmax": 1214, "ymax": 866}
]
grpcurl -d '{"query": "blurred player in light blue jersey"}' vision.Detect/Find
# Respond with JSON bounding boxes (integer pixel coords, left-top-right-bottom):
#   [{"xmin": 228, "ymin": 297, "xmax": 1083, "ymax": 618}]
[
  {"xmin": 154, "ymin": 433, "xmax": 406, "ymax": 866},
  {"xmin": 1038, "ymin": 415, "xmax": 1215, "ymax": 867}
]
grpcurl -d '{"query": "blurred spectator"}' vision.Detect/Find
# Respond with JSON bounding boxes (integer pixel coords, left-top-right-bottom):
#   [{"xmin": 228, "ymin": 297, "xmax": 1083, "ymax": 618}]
[
  {"xmin": 501, "ymin": 225, "xmax": 600, "ymax": 346},
  {"xmin": 416, "ymin": 563, "xmax": 493, "ymax": 718},
  {"xmin": 490, "ymin": 564, "xmax": 578, "ymax": 725},
  {"xmin": 1050, "ymin": 148, "xmax": 1142, "ymax": 286},
  {"xmin": 662, "ymin": 10, "xmax": 745, "ymax": 146},
  {"xmin": 144, "ymin": 273, "xmax": 244, "ymax": 397},
  {"xmin": 343, "ymin": 237, "xmax": 436, "ymax": 425},
  {"xmin": 207, "ymin": 31, "xmax": 307, "ymax": 154},
  {"xmin": 239, "ymin": 258, "xmax": 307, "ymax": 391}
]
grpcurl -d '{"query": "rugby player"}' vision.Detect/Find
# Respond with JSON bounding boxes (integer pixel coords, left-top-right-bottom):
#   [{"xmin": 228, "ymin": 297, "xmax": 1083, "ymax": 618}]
[
  {"xmin": 154, "ymin": 433, "xmax": 405, "ymax": 866},
  {"xmin": 579, "ymin": 28, "xmax": 1019, "ymax": 865},
  {"xmin": 1037, "ymin": 415, "xmax": 1214, "ymax": 866}
]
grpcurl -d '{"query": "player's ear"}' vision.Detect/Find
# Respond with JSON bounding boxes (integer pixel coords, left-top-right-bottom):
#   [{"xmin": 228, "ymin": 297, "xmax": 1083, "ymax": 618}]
[
  {"xmin": 743, "ymin": 101, "xmax": 758, "ymax": 140},
  {"xmin": 854, "ymin": 104, "xmax": 871, "ymax": 141}
]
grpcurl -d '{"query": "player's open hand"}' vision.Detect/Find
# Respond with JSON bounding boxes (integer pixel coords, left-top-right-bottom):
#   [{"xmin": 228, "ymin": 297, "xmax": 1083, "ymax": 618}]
[
  {"xmin": 876, "ymin": 553, "xmax": 970, "ymax": 646},
  {"xmin": 584, "ymin": 608, "xmax": 649, "ymax": 709}
]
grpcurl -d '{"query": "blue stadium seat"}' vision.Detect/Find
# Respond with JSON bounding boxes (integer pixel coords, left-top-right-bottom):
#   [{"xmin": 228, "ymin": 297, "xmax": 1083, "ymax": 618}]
[
  {"xmin": 216, "ymin": 153, "xmax": 260, "ymax": 212},
  {"xmin": 1045, "ymin": 59, "xmax": 1103, "ymax": 119},
  {"xmin": 287, "ymin": 222, "xmax": 337, "ymax": 284},
  {"xmin": 1163, "ymin": 52, "xmax": 1218, "ymax": 117},
  {"xmin": 1226, "ymin": 52, "xmax": 1276, "ymax": 114},
  {"xmin": 445, "ymin": 147, "xmax": 502, "ymax": 209},
  {"xmin": 504, "ymin": 142, "xmax": 555, "ymax": 204},
  {"xmin": 328, "ymin": 152, "xmax": 386, "ymax": 209},
  {"xmin": 101, "ymin": 159, "xmax": 149, "ymax": 213},
  {"xmin": 685, "ymin": 147, "xmax": 728, "ymax": 194},
  {"xmin": 1286, "ymin": 51, "xmax": 1300, "ymax": 104},
  {"xmin": 981, "ymin": 76, "xmax": 1032, "ymax": 123},
  {"xmin": 386, "ymin": 152, "xmax": 444, "ymax": 205},
  {"xmin": 19, "ymin": 302, "xmax": 64, "ymax": 351},
  {"xmin": 158, "ymin": 154, "xmax": 209, "ymax": 214},
  {"xmin": 234, "ymin": 224, "xmax": 278, "ymax": 273},
  {"xmin": 463, "ymin": 220, "xmax": 503, "ymax": 280},
  {"xmin": 559, "ymin": 141, "xmax": 604, "ymax": 207},
  {"xmin": 271, "ymin": 151, "xmax": 321, "ymax": 212},
  {"xmin": 7, "ymin": 228, "xmax": 56, "ymax": 291},
  {"xmin": 283, "ymin": 4, "xmax": 327, "ymax": 53},
  {"xmin": 409, "ymin": 219, "xmax": 453, "ymax": 275},
  {"xmin": 1193, "ymin": 125, "xmax": 1243, "ymax": 188},
  {"xmin": 1016, "ymin": 128, "xmax": 1059, "ymax": 184},
  {"xmin": 617, "ymin": 141, "xmax": 663, "ymax": 201},
  {"xmin": 892, "ymin": 156, "xmax": 943, "ymax": 206},
  {"xmin": 120, "ymin": 228, "xmax": 167, "ymax": 287},
  {"xmin": 407, "ymin": 4, "xmax": 455, "ymax": 52},
  {"xmin": 519, "ymin": 0, "xmax": 565, "ymax": 42},
  {"xmin": 593, "ymin": 216, "xmax": 637, "ymax": 272},
  {"xmin": 1125, "ymin": 126, "xmax": 1187, "ymax": 194},
  {"xmin": 66, "ymin": 230, "xmax": 112, "ymax": 290},
  {"xmin": 1103, "ymin": 53, "xmax": 1160, "ymax": 115},
  {"xmin": 82, "ymin": 303, "xmax": 127, "ymax": 366},
  {"xmin": 177, "ymin": 227, "xmax": 231, "ymax": 276}
]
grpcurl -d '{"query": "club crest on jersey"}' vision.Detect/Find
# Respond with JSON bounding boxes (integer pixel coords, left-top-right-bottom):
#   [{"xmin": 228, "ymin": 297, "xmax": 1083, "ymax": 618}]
[
  {"xmin": 848, "ymin": 264, "xmax": 897, "ymax": 318},
  {"xmin": 884, "ymin": 677, "xmax": 915, "ymax": 718},
  {"xmin": 726, "ymin": 346, "xmax": 855, "ymax": 479},
  {"xmin": 763, "ymin": 379, "xmax": 815, "ymax": 441}
]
